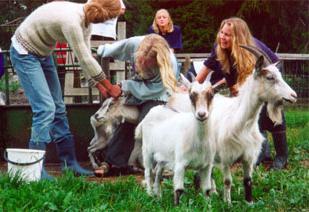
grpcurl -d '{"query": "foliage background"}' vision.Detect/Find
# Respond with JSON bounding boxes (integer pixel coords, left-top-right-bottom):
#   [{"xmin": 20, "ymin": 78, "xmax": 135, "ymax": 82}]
[{"xmin": 0, "ymin": 0, "xmax": 308, "ymax": 53}]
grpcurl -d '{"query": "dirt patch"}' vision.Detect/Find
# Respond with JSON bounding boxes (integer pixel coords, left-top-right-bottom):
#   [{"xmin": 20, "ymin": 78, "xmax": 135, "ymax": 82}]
[
  {"xmin": 8, "ymin": 89, "xmax": 29, "ymax": 105},
  {"xmin": 0, "ymin": 161, "xmax": 144, "ymax": 183},
  {"xmin": 300, "ymin": 160, "xmax": 309, "ymax": 168}
]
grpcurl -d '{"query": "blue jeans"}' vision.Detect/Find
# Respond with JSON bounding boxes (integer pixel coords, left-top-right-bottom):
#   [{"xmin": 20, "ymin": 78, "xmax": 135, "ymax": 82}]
[{"xmin": 10, "ymin": 46, "xmax": 71, "ymax": 144}]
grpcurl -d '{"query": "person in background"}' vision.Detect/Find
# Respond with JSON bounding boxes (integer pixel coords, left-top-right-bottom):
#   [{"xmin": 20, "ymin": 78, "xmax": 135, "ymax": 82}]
[
  {"xmin": 196, "ymin": 17, "xmax": 289, "ymax": 170},
  {"xmin": 9, "ymin": 0, "xmax": 122, "ymax": 179},
  {"xmin": 147, "ymin": 9, "xmax": 183, "ymax": 53},
  {"xmin": 94, "ymin": 34, "xmax": 179, "ymax": 177},
  {"xmin": 90, "ymin": 0, "xmax": 126, "ymax": 41}
]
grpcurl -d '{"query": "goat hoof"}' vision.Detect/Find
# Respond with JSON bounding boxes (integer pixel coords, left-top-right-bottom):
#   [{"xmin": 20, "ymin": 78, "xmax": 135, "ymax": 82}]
[
  {"xmin": 94, "ymin": 162, "xmax": 110, "ymax": 177},
  {"xmin": 246, "ymin": 200, "xmax": 254, "ymax": 205},
  {"xmin": 210, "ymin": 188, "xmax": 218, "ymax": 195},
  {"xmin": 193, "ymin": 174, "xmax": 200, "ymax": 191},
  {"xmin": 205, "ymin": 189, "xmax": 211, "ymax": 197},
  {"xmin": 174, "ymin": 189, "xmax": 184, "ymax": 205}
]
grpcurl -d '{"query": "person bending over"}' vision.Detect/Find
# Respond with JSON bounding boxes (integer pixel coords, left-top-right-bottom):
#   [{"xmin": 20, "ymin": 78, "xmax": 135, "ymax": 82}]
[
  {"xmin": 10, "ymin": 0, "xmax": 122, "ymax": 179},
  {"xmin": 94, "ymin": 34, "xmax": 179, "ymax": 176}
]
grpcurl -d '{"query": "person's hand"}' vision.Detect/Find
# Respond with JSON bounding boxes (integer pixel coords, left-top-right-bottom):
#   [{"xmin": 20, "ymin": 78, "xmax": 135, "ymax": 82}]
[
  {"xmin": 100, "ymin": 79, "xmax": 122, "ymax": 98},
  {"xmin": 95, "ymin": 83, "xmax": 110, "ymax": 98},
  {"xmin": 108, "ymin": 84, "xmax": 122, "ymax": 98},
  {"xmin": 229, "ymin": 84, "xmax": 239, "ymax": 97}
]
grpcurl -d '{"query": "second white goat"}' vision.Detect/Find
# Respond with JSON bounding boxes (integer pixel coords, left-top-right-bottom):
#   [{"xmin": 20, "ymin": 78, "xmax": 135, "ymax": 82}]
[{"xmin": 135, "ymin": 78, "xmax": 215, "ymax": 205}]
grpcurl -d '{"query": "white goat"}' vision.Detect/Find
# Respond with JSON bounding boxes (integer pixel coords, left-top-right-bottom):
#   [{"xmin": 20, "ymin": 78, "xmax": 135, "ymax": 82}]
[
  {"xmin": 88, "ymin": 97, "xmax": 139, "ymax": 168},
  {"xmin": 88, "ymin": 74, "xmax": 200, "ymax": 169},
  {"xmin": 206, "ymin": 46, "xmax": 297, "ymax": 204},
  {"xmin": 135, "ymin": 78, "xmax": 215, "ymax": 205}
]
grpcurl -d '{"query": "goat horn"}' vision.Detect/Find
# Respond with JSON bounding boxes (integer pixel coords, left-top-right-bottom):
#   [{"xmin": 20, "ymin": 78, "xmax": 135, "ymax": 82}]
[
  {"xmin": 205, "ymin": 71, "xmax": 214, "ymax": 83},
  {"xmin": 239, "ymin": 45, "xmax": 272, "ymax": 66}
]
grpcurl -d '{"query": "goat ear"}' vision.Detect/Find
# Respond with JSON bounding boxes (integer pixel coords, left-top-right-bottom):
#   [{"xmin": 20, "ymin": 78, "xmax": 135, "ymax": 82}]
[
  {"xmin": 254, "ymin": 56, "xmax": 264, "ymax": 77},
  {"xmin": 179, "ymin": 73, "xmax": 192, "ymax": 89}
]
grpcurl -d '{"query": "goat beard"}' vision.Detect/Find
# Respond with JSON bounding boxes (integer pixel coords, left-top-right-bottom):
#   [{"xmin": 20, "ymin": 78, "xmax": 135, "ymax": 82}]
[{"xmin": 267, "ymin": 101, "xmax": 283, "ymax": 125}]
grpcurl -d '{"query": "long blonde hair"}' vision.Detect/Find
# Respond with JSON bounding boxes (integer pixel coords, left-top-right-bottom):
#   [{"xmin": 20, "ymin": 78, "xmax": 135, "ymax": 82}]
[
  {"xmin": 135, "ymin": 34, "xmax": 177, "ymax": 92},
  {"xmin": 152, "ymin": 9, "xmax": 174, "ymax": 34},
  {"xmin": 84, "ymin": 0, "xmax": 121, "ymax": 27},
  {"xmin": 216, "ymin": 17, "xmax": 256, "ymax": 85}
]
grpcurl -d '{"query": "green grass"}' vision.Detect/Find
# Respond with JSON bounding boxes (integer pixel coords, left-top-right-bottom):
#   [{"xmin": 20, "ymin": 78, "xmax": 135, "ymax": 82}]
[
  {"xmin": 0, "ymin": 108, "xmax": 308, "ymax": 211},
  {"xmin": 0, "ymin": 77, "xmax": 21, "ymax": 93}
]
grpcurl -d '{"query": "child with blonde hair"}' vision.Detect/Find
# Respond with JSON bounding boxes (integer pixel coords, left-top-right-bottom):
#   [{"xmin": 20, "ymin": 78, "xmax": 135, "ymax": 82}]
[{"xmin": 94, "ymin": 34, "xmax": 179, "ymax": 176}]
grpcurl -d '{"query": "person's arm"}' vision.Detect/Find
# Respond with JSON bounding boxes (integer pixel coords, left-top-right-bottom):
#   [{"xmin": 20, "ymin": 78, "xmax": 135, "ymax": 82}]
[
  {"xmin": 174, "ymin": 25, "xmax": 183, "ymax": 50},
  {"xmin": 121, "ymin": 75, "xmax": 165, "ymax": 100},
  {"xmin": 63, "ymin": 23, "xmax": 105, "ymax": 81},
  {"xmin": 196, "ymin": 65, "xmax": 210, "ymax": 83},
  {"xmin": 196, "ymin": 65, "xmax": 226, "ymax": 88},
  {"xmin": 212, "ymin": 78, "xmax": 226, "ymax": 89},
  {"xmin": 97, "ymin": 36, "xmax": 144, "ymax": 63},
  {"xmin": 64, "ymin": 24, "xmax": 121, "ymax": 98}
]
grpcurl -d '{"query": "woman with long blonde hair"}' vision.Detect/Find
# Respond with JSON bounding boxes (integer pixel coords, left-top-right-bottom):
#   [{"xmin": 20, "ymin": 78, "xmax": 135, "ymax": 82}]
[
  {"xmin": 147, "ymin": 9, "xmax": 183, "ymax": 52},
  {"xmin": 196, "ymin": 17, "xmax": 289, "ymax": 170},
  {"xmin": 95, "ymin": 34, "xmax": 179, "ymax": 176}
]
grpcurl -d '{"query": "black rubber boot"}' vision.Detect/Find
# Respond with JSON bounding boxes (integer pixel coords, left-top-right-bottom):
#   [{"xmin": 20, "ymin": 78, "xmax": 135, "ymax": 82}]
[
  {"xmin": 56, "ymin": 135, "xmax": 94, "ymax": 176},
  {"xmin": 271, "ymin": 131, "xmax": 288, "ymax": 170},
  {"xmin": 256, "ymin": 132, "xmax": 272, "ymax": 166},
  {"xmin": 28, "ymin": 141, "xmax": 54, "ymax": 180}
]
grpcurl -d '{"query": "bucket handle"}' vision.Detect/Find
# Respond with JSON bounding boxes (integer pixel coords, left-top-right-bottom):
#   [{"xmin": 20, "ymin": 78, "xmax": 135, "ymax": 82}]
[{"xmin": 4, "ymin": 150, "xmax": 45, "ymax": 166}]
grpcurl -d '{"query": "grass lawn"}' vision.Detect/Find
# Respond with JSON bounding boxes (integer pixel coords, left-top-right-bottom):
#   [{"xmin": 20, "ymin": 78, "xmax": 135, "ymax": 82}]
[{"xmin": 0, "ymin": 107, "xmax": 308, "ymax": 211}]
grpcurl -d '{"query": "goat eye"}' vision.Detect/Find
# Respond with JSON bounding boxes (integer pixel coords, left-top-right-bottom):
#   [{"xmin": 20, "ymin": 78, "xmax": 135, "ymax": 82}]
[
  {"xmin": 266, "ymin": 75, "xmax": 275, "ymax": 81},
  {"xmin": 189, "ymin": 92, "xmax": 197, "ymax": 102}
]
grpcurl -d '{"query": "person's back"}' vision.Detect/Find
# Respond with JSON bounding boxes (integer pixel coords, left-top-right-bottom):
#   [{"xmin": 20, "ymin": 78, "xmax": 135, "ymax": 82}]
[{"xmin": 15, "ymin": 2, "xmax": 87, "ymax": 56}]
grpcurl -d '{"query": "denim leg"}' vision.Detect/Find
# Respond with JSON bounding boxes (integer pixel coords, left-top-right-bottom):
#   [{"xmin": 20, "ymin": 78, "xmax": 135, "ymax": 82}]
[
  {"xmin": 10, "ymin": 46, "xmax": 55, "ymax": 144},
  {"xmin": 40, "ymin": 55, "xmax": 71, "ymax": 141}
]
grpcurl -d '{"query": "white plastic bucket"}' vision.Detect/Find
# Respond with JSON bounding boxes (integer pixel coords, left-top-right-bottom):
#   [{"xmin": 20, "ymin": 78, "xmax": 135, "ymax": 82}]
[{"xmin": 5, "ymin": 148, "xmax": 45, "ymax": 182}]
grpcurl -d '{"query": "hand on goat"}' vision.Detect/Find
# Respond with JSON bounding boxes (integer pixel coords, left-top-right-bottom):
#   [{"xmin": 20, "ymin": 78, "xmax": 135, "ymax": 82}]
[
  {"xmin": 95, "ymin": 83, "xmax": 110, "ymax": 98},
  {"xmin": 100, "ymin": 79, "xmax": 122, "ymax": 98}
]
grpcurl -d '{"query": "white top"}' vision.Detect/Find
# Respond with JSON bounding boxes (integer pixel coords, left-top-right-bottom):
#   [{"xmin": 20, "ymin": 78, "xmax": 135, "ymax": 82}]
[
  {"xmin": 90, "ymin": 0, "xmax": 125, "ymax": 39},
  {"xmin": 91, "ymin": 18, "xmax": 118, "ymax": 39},
  {"xmin": 11, "ymin": 35, "xmax": 28, "ymax": 54}
]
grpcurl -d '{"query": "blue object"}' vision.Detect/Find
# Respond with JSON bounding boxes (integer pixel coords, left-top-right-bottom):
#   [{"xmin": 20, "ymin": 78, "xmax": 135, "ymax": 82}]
[
  {"xmin": 10, "ymin": 46, "xmax": 70, "ymax": 143},
  {"xmin": 56, "ymin": 135, "xmax": 94, "ymax": 176}
]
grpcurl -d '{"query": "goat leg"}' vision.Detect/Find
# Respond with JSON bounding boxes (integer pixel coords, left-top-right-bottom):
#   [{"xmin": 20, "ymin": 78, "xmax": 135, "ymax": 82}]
[
  {"xmin": 244, "ymin": 177, "xmax": 253, "ymax": 203},
  {"xmin": 223, "ymin": 165, "xmax": 232, "ymax": 204},
  {"xmin": 193, "ymin": 173, "xmax": 200, "ymax": 191},
  {"xmin": 174, "ymin": 189, "xmax": 184, "ymax": 205}
]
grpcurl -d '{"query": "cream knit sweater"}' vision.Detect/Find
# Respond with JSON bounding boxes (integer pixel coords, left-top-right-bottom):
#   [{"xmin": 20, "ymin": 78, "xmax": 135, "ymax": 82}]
[{"xmin": 15, "ymin": 1, "xmax": 105, "ymax": 82}]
